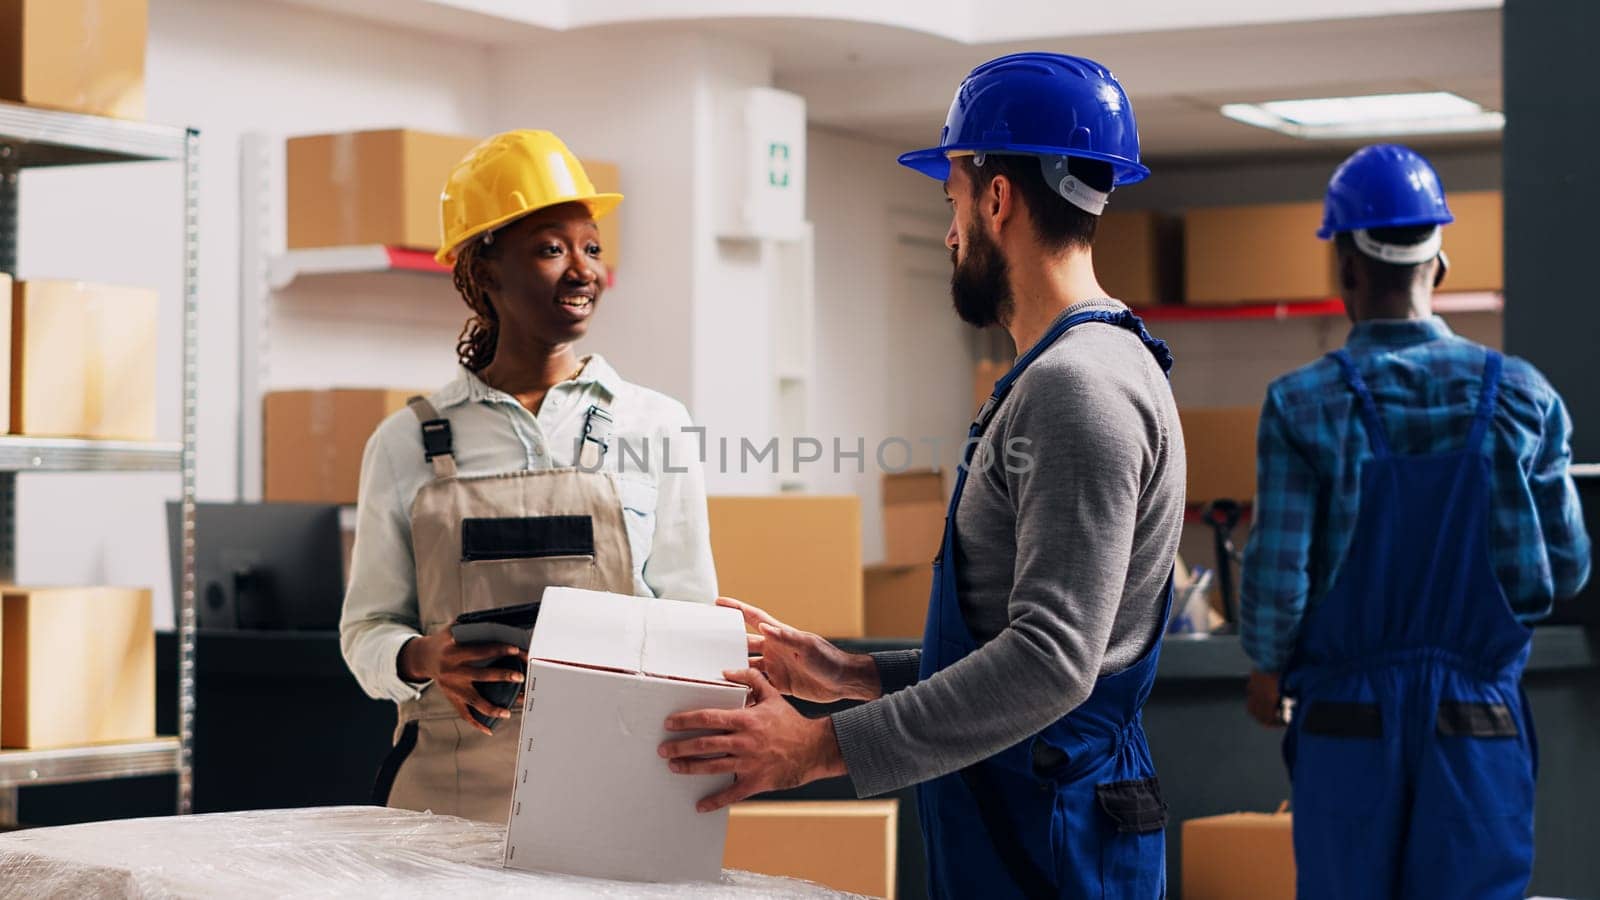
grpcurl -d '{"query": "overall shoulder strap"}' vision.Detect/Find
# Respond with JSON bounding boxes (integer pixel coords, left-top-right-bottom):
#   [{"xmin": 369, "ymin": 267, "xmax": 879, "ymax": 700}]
[
  {"xmin": 1465, "ymin": 349, "xmax": 1504, "ymax": 453},
  {"xmin": 408, "ymin": 397, "xmax": 457, "ymax": 479},
  {"xmin": 1329, "ymin": 349, "xmax": 1392, "ymax": 457}
]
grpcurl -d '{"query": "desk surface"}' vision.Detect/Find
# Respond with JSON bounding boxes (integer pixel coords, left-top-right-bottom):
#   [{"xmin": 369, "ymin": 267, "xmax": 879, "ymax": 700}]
[{"xmin": 0, "ymin": 806, "xmax": 858, "ymax": 899}]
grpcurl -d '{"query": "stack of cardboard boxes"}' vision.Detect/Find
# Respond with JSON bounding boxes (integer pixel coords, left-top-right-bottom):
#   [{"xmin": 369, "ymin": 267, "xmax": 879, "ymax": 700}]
[
  {"xmin": 0, "ymin": 277, "xmax": 161, "ymax": 751},
  {"xmin": 863, "ymin": 471, "xmax": 945, "ymax": 638},
  {"xmin": 0, "ymin": 6, "xmax": 162, "ymax": 755},
  {"xmin": 1021, "ymin": 195, "xmax": 1504, "ymax": 311}
]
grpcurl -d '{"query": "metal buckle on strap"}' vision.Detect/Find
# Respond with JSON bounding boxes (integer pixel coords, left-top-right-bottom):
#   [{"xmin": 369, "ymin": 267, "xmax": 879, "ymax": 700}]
[
  {"xmin": 581, "ymin": 405, "xmax": 613, "ymax": 455},
  {"xmin": 420, "ymin": 419, "xmax": 453, "ymax": 461}
]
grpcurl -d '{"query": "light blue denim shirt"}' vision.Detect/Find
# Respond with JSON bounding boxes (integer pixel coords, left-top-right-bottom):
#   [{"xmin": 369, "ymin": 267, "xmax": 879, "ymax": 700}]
[{"xmin": 340, "ymin": 355, "xmax": 718, "ymax": 703}]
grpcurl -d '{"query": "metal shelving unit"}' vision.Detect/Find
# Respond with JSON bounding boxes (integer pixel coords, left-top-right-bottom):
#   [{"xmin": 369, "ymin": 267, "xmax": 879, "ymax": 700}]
[{"xmin": 0, "ymin": 99, "xmax": 198, "ymax": 825}]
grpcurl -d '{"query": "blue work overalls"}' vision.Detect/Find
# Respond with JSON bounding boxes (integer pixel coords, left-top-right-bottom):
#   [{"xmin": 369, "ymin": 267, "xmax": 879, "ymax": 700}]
[
  {"xmin": 917, "ymin": 308, "xmax": 1175, "ymax": 900},
  {"xmin": 1283, "ymin": 348, "xmax": 1536, "ymax": 900}
]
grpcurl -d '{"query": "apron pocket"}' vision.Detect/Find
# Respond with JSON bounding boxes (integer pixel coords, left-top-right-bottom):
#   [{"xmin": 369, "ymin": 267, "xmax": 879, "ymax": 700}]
[
  {"xmin": 460, "ymin": 515, "xmax": 594, "ymax": 561},
  {"xmin": 1095, "ymin": 777, "xmax": 1168, "ymax": 898},
  {"xmin": 459, "ymin": 554, "xmax": 600, "ymax": 611}
]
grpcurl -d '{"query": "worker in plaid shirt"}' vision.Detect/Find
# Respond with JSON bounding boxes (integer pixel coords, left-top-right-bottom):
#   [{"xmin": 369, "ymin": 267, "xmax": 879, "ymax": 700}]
[
  {"xmin": 1239, "ymin": 322, "xmax": 1591, "ymax": 681},
  {"xmin": 1238, "ymin": 145, "xmax": 1589, "ymax": 900}
]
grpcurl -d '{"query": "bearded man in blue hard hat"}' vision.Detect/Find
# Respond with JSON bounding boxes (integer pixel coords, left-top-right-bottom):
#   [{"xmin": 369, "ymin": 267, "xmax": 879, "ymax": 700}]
[
  {"xmin": 1239, "ymin": 144, "xmax": 1590, "ymax": 900},
  {"xmin": 661, "ymin": 53, "xmax": 1186, "ymax": 898}
]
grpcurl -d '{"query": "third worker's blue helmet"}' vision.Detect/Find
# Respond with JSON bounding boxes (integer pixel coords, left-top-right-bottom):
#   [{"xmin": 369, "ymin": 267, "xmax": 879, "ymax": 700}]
[
  {"xmin": 1319, "ymin": 144, "xmax": 1454, "ymax": 239},
  {"xmin": 1319, "ymin": 144, "xmax": 1454, "ymax": 265}
]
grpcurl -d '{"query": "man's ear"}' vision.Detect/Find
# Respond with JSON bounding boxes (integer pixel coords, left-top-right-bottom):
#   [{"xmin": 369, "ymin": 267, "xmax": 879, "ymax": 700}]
[
  {"xmin": 987, "ymin": 173, "xmax": 1016, "ymax": 238},
  {"xmin": 1432, "ymin": 250, "xmax": 1449, "ymax": 289}
]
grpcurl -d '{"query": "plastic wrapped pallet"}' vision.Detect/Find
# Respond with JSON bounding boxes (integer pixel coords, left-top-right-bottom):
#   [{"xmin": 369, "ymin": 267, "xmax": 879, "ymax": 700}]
[{"xmin": 0, "ymin": 806, "xmax": 863, "ymax": 899}]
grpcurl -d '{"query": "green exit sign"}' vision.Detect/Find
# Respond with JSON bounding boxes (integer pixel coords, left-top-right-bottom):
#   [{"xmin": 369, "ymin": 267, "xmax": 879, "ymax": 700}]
[{"xmin": 767, "ymin": 142, "xmax": 790, "ymax": 188}]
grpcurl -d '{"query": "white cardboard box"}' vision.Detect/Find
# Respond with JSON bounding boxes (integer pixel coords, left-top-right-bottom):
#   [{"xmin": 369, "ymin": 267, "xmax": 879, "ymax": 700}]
[{"xmin": 505, "ymin": 588, "xmax": 750, "ymax": 883}]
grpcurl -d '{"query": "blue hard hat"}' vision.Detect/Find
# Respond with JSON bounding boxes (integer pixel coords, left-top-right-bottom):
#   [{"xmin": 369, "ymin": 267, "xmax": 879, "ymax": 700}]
[
  {"xmin": 1318, "ymin": 144, "xmax": 1454, "ymax": 239},
  {"xmin": 898, "ymin": 52, "xmax": 1148, "ymax": 186}
]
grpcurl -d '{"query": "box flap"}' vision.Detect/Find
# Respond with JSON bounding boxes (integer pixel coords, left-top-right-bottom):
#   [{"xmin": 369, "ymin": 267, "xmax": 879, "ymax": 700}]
[
  {"xmin": 529, "ymin": 587, "xmax": 746, "ymax": 682},
  {"xmin": 641, "ymin": 599, "xmax": 747, "ymax": 683},
  {"xmin": 528, "ymin": 588, "xmax": 647, "ymax": 673}
]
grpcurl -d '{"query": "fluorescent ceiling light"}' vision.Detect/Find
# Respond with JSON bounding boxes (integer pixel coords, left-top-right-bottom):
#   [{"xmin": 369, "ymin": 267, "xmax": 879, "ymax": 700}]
[{"xmin": 1221, "ymin": 91, "xmax": 1504, "ymax": 139}]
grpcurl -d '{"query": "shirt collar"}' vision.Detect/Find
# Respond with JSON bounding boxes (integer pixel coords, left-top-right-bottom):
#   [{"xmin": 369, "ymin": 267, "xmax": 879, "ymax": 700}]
[
  {"xmin": 432, "ymin": 354, "xmax": 626, "ymax": 411},
  {"xmin": 1346, "ymin": 316, "xmax": 1454, "ymax": 351}
]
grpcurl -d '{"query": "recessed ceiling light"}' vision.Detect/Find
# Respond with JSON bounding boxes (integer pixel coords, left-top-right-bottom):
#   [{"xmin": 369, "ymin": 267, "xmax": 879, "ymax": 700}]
[{"xmin": 1221, "ymin": 91, "xmax": 1504, "ymax": 139}]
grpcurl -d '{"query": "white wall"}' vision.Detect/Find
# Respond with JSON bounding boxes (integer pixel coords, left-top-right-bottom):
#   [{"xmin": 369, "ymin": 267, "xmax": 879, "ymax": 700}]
[
  {"xmin": 690, "ymin": 39, "xmax": 779, "ymax": 494},
  {"xmin": 490, "ymin": 32, "xmax": 791, "ymax": 495},
  {"xmin": 806, "ymin": 127, "xmax": 955, "ymax": 562},
  {"xmin": 16, "ymin": 0, "xmax": 496, "ymax": 628},
  {"xmin": 488, "ymin": 33, "xmax": 703, "ymax": 410}
]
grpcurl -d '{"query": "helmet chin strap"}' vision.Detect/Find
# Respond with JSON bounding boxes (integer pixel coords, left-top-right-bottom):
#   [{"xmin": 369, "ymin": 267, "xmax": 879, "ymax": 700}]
[
  {"xmin": 1040, "ymin": 155, "xmax": 1111, "ymax": 215},
  {"xmin": 950, "ymin": 150, "xmax": 1112, "ymax": 216},
  {"xmin": 1352, "ymin": 227, "xmax": 1443, "ymax": 265}
]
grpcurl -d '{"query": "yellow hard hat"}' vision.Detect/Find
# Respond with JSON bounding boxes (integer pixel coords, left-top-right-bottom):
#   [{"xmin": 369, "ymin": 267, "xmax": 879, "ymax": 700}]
[{"xmin": 436, "ymin": 129, "xmax": 623, "ymax": 265}]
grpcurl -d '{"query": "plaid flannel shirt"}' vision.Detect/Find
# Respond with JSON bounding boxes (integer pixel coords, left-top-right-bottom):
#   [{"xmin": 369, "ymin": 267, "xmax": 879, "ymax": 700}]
[{"xmin": 1240, "ymin": 317, "xmax": 1591, "ymax": 673}]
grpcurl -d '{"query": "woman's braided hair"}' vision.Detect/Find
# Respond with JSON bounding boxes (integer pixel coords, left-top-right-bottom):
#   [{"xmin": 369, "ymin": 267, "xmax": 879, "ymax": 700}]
[{"xmin": 452, "ymin": 235, "xmax": 499, "ymax": 372}]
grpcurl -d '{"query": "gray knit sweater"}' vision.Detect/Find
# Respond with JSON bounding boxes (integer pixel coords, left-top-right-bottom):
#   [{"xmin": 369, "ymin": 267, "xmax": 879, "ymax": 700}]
[{"xmin": 831, "ymin": 300, "xmax": 1186, "ymax": 797}]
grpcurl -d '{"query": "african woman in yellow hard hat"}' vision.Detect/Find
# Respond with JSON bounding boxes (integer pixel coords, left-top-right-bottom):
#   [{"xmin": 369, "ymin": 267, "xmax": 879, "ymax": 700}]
[{"xmin": 339, "ymin": 130, "xmax": 718, "ymax": 822}]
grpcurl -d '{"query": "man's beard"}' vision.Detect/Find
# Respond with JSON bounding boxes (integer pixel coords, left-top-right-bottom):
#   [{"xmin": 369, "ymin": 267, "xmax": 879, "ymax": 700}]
[{"xmin": 951, "ymin": 222, "xmax": 1012, "ymax": 328}]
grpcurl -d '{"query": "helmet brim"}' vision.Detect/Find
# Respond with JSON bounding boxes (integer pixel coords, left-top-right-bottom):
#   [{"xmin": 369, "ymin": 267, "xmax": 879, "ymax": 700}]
[
  {"xmin": 435, "ymin": 192, "xmax": 624, "ymax": 265},
  {"xmin": 1316, "ymin": 210, "xmax": 1455, "ymax": 241},
  {"xmin": 897, "ymin": 144, "xmax": 1151, "ymax": 187}
]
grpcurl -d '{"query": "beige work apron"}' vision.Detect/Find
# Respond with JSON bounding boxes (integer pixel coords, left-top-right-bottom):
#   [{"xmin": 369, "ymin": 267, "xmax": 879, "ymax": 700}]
[{"xmin": 381, "ymin": 396, "xmax": 636, "ymax": 823}]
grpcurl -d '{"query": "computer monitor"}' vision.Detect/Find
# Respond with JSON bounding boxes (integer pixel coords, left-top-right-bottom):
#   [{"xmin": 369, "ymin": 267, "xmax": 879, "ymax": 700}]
[{"xmin": 166, "ymin": 501, "xmax": 345, "ymax": 631}]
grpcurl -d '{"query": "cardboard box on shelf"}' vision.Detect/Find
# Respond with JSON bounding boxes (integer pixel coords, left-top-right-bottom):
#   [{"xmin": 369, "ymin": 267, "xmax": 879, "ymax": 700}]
[
  {"xmin": 286, "ymin": 129, "xmax": 624, "ymax": 271},
  {"xmin": 864, "ymin": 564, "xmax": 931, "ymax": 638},
  {"xmin": 974, "ymin": 359, "xmax": 1010, "ymax": 415},
  {"xmin": 1097, "ymin": 210, "xmax": 1183, "ymax": 307},
  {"xmin": 2, "ymin": 586, "xmax": 154, "ymax": 749},
  {"xmin": 707, "ymin": 495, "xmax": 863, "ymax": 638},
  {"xmin": 1184, "ymin": 203, "xmax": 1334, "ymax": 305},
  {"xmin": 505, "ymin": 587, "xmax": 748, "ymax": 883},
  {"xmin": 0, "ymin": 0, "xmax": 146, "ymax": 119},
  {"xmin": 1182, "ymin": 810, "xmax": 1295, "ymax": 900},
  {"xmin": 1441, "ymin": 190, "xmax": 1502, "ymax": 293},
  {"xmin": 263, "ymin": 389, "xmax": 418, "ymax": 505},
  {"xmin": 882, "ymin": 470, "xmax": 945, "ymax": 567},
  {"xmin": 725, "ymin": 801, "xmax": 899, "ymax": 898},
  {"xmin": 11, "ymin": 280, "xmax": 158, "ymax": 441},
  {"xmin": 287, "ymin": 129, "xmax": 481, "ymax": 253},
  {"xmin": 1178, "ymin": 406, "xmax": 1260, "ymax": 504}
]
